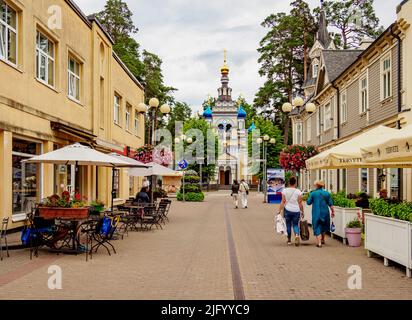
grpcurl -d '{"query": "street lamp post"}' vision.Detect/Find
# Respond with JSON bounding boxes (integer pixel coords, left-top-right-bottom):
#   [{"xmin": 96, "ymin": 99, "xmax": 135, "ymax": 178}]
[
  {"xmin": 281, "ymin": 97, "xmax": 316, "ymax": 116},
  {"xmin": 138, "ymin": 98, "xmax": 171, "ymax": 202},
  {"xmin": 257, "ymin": 136, "xmax": 276, "ymax": 203},
  {"xmin": 281, "ymin": 97, "xmax": 315, "ymax": 188}
]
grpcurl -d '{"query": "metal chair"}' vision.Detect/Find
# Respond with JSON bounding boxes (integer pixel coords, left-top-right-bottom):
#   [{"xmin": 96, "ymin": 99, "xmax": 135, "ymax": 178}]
[
  {"xmin": 159, "ymin": 199, "xmax": 172, "ymax": 223},
  {"xmin": 0, "ymin": 217, "xmax": 9, "ymax": 260},
  {"xmin": 77, "ymin": 220, "xmax": 99, "ymax": 262},
  {"xmin": 141, "ymin": 204, "xmax": 163, "ymax": 230},
  {"xmin": 91, "ymin": 215, "xmax": 120, "ymax": 256}
]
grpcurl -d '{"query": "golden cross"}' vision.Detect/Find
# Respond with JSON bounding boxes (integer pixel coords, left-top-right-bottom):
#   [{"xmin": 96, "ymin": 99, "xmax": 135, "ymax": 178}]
[{"xmin": 224, "ymin": 49, "xmax": 227, "ymax": 64}]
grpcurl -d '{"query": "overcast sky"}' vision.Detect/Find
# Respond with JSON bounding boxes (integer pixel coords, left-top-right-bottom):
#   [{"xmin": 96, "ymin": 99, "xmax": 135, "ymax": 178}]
[{"xmin": 75, "ymin": 0, "xmax": 397, "ymax": 113}]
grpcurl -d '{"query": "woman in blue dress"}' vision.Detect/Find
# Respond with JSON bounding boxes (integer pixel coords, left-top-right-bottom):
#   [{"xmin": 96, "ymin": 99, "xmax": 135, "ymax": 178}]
[{"xmin": 307, "ymin": 180, "xmax": 335, "ymax": 248}]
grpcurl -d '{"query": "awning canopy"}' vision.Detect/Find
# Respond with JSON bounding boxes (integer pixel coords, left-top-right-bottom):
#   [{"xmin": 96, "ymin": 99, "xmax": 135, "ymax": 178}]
[
  {"xmin": 24, "ymin": 143, "xmax": 138, "ymax": 167},
  {"xmin": 306, "ymin": 126, "xmax": 400, "ymax": 170},
  {"xmin": 361, "ymin": 125, "xmax": 412, "ymax": 164},
  {"xmin": 128, "ymin": 162, "xmax": 183, "ymax": 177}
]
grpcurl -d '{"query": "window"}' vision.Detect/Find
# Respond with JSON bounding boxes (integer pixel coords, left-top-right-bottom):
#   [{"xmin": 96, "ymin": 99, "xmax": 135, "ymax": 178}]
[
  {"xmin": 313, "ymin": 63, "xmax": 319, "ymax": 78},
  {"xmin": 0, "ymin": 0, "xmax": 17, "ymax": 65},
  {"xmin": 390, "ymin": 168, "xmax": 399, "ymax": 199},
  {"xmin": 114, "ymin": 94, "xmax": 120, "ymax": 125},
  {"xmin": 324, "ymin": 103, "xmax": 331, "ymax": 131},
  {"xmin": 340, "ymin": 91, "xmax": 347, "ymax": 124},
  {"xmin": 36, "ymin": 31, "xmax": 55, "ymax": 87},
  {"xmin": 134, "ymin": 111, "xmax": 139, "ymax": 135},
  {"xmin": 360, "ymin": 75, "xmax": 368, "ymax": 113},
  {"xmin": 296, "ymin": 122, "xmax": 302, "ymax": 144},
  {"xmin": 113, "ymin": 169, "xmax": 119, "ymax": 199},
  {"xmin": 317, "ymin": 110, "xmax": 322, "ymax": 136},
  {"xmin": 68, "ymin": 57, "xmax": 80, "ymax": 101},
  {"xmin": 376, "ymin": 168, "xmax": 385, "ymax": 194},
  {"xmin": 12, "ymin": 138, "xmax": 41, "ymax": 215},
  {"xmin": 360, "ymin": 168, "xmax": 368, "ymax": 193},
  {"xmin": 381, "ymin": 55, "xmax": 392, "ymax": 100},
  {"xmin": 306, "ymin": 117, "xmax": 311, "ymax": 142},
  {"xmin": 125, "ymin": 104, "xmax": 131, "ymax": 131},
  {"xmin": 340, "ymin": 169, "xmax": 347, "ymax": 193}
]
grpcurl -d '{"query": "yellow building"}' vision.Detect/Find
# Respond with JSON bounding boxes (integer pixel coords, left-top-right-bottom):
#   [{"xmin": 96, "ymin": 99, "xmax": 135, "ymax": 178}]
[{"xmin": 0, "ymin": 0, "xmax": 145, "ymax": 229}]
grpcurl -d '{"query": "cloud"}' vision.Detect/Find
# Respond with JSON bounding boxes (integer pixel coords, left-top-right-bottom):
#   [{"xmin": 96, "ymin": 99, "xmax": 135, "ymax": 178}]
[{"xmin": 74, "ymin": 0, "xmax": 397, "ymax": 113}]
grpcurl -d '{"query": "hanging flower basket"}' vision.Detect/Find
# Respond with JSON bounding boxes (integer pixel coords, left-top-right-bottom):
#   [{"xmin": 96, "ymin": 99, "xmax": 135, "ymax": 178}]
[{"xmin": 279, "ymin": 145, "xmax": 319, "ymax": 172}]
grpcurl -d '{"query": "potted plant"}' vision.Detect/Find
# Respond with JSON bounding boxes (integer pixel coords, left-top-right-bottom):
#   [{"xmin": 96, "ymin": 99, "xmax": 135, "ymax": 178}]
[
  {"xmin": 90, "ymin": 200, "xmax": 105, "ymax": 216},
  {"xmin": 39, "ymin": 191, "xmax": 89, "ymax": 220},
  {"xmin": 345, "ymin": 219, "xmax": 362, "ymax": 247},
  {"xmin": 330, "ymin": 192, "xmax": 361, "ymax": 244}
]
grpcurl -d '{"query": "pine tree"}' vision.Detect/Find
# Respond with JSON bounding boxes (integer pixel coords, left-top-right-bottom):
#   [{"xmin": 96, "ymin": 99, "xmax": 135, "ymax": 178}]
[
  {"xmin": 255, "ymin": 0, "xmax": 317, "ymax": 144},
  {"xmin": 316, "ymin": 0, "xmax": 384, "ymax": 49}
]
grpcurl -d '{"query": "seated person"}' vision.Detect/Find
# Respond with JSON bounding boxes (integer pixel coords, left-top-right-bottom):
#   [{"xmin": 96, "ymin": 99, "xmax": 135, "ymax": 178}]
[
  {"xmin": 135, "ymin": 187, "xmax": 150, "ymax": 204},
  {"xmin": 355, "ymin": 192, "xmax": 370, "ymax": 209}
]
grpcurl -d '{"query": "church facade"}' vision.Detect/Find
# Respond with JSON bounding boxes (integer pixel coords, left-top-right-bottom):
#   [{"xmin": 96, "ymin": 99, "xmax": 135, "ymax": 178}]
[{"xmin": 203, "ymin": 52, "xmax": 249, "ymax": 186}]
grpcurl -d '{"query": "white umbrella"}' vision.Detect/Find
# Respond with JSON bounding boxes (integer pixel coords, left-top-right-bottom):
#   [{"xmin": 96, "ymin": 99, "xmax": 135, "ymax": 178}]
[
  {"xmin": 107, "ymin": 152, "xmax": 150, "ymax": 168},
  {"xmin": 24, "ymin": 143, "xmax": 133, "ymax": 167},
  {"xmin": 24, "ymin": 143, "xmax": 147, "ymax": 211},
  {"xmin": 128, "ymin": 162, "xmax": 183, "ymax": 177}
]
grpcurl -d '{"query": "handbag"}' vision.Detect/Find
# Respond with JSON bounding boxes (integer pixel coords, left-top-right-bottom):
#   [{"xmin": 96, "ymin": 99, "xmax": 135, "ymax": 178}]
[{"xmin": 300, "ymin": 220, "xmax": 310, "ymax": 241}]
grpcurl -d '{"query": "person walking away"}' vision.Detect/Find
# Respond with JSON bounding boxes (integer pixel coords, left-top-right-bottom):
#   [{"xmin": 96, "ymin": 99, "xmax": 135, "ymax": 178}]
[
  {"xmin": 307, "ymin": 180, "xmax": 335, "ymax": 248},
  {"xmin": 239, "ymin": 179, "xmax": 250, "ymax": 209},
  {"xmin": 278, "ymin": 177, "xmax": 304, "ymax": 246},
  {"xmin": 231, "ymin": 180, "xmax": 240, "ymax": 209}
]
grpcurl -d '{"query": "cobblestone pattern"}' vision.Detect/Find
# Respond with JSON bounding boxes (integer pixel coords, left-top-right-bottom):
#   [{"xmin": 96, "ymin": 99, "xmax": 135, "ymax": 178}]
[{"xmin": 0, "ymin": 192, "xmax": 411, "ymax": 300}]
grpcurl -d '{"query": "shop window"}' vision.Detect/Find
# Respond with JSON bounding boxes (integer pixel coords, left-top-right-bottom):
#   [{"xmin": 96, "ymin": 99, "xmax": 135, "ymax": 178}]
[
  {"xmin": 360, "ymin": 168, "xmax": 368, "ymax": 193},
  {"xmin": 390, "ymin": 168, "xmax": 399, "ymax": 199},
  {"xmin": 12, "ymin": 138, "xmax": 41, "ymax": 215},
  {"xmin": 113, "ymin": 169, "xmax": 120, "ymax": 198}
]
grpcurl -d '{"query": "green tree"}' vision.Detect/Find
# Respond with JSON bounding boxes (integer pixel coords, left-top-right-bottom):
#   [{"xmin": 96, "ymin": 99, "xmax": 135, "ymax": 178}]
[
  {"xmin": 142, "ymin": 50, "xmax": 177, "ymax": 106},
  {"xmin": 183, "ymin": 118, "xmax": 218, "ymax": 183},
  {"xmin": 166, "ymin": 102, "xmax": 192, "ymax": 139},
  {"xmin": 248, "ymin": 117, "xmax": 284, "ymax": 179},
  {"xmin": 316, "ymin": 0, "xmax": 384, "ymax": 49},
  {"xmin": 255, "ymin": 0, "xmax": 317, "ymax": 144},
  {"xmin": 97, "ymin": 0, "xmax": 138, "ymax": 43}
]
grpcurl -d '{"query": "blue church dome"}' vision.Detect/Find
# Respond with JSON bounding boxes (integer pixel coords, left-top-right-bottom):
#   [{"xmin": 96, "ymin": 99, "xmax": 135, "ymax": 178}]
[
  {"xmin": 203, "ymin": 106, "xmax": 213, "ymax": 119},
  {"xmin": 238, "ymin": 106, "xmax": 247, "ymax": 119},
  {"xmin": 248, "ymin": 123, "xmax": 257, "ymax": 132}
]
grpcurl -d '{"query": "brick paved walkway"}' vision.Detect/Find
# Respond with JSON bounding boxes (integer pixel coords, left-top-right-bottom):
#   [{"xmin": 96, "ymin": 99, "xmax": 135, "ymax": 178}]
[{"xmin": 0, "ymin": 191, "xmax": 411, "ymax": 300}]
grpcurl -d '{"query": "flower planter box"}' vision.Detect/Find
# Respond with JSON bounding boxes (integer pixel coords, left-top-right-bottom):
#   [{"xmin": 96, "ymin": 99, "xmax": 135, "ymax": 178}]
[
  {"xmin": 39, "ymin": 207, "xmax": 90, "ymax": 220},
  {"xmin": 303, "ymin": 203, "xmax": 312, "ymax": 225},
  {"xmin": 365, "ymin": 213, "xmax": 412, "ymax": 278},
  {"xmin": 331, "ymin": 207, "xmax": 361, "ymax": 244}
]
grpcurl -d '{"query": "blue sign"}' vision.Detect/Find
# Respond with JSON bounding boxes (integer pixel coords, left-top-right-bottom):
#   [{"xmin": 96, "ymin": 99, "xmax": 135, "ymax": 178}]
[{"xmin": 178, "ymin": 159, "xmax": 188, "ymax": 170}]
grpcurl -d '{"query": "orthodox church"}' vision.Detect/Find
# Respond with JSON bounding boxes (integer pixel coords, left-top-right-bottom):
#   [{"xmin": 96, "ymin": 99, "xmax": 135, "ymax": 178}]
[{"xmin": 203, "ymin": 51, "xmax": 249, "ymax": 186}]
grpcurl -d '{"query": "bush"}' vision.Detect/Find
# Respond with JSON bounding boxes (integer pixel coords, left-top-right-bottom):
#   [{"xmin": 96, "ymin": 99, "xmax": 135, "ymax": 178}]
[
  {"xmin": 177, "ymin": 192, "xmax": 205, "ymax": 202},
  {"xmin": 369, "ymin": 198, "xmax": 412, "ymax": 222},
  {"xmin": 331, "ymin": 192, "xmax": 357, "ymax": 208},
  {"xmin": 183, "ymin": 175, "xmax": 200, "ymax": 183},
  {"xmin": 346, "ymin": 219, "xmax": 362, "ymax": 229},
  {"xmin": 180, "ymin": 185, "xmax": 200, "ymax": 193},
  {"xmin": 184, "ymin": 170, "xmax": 199, "ymax": 176}
]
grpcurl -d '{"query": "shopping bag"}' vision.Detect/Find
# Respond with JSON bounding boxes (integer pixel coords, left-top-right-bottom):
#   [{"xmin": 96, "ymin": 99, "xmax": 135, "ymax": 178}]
[
  {"xmin": 275, "ymin": 214, "xmax": 287, "ymax": 235},
  {"xmin": 300, "ymin": 220, "xmax": 310, "ymax": 241}
]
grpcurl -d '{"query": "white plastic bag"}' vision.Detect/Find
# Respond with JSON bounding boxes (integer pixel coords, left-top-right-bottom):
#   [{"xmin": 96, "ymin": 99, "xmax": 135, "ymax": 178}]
[{"xmin": 275, "ymin": 214, "xmax": 287, "ymax": 235}]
